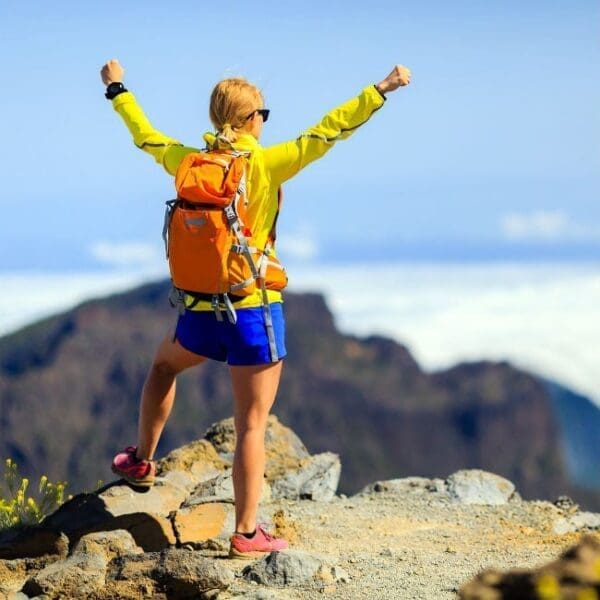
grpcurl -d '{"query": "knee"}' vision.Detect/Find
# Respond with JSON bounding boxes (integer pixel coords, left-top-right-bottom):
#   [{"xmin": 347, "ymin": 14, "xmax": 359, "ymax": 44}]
[
  {"xmin": 151, "ymin": 357, "xmax": 178, "ymax": 379},
  {"xmin": 236, "ymin": 418, "xmax": 267, "ymax": 439}
]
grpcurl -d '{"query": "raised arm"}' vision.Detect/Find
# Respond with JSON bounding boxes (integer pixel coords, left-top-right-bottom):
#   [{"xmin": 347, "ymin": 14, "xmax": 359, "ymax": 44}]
[
  {"xmin": 100, "ymin": 59, "xmax": 199, "ymax": 176},
  {"xmin": 264, "ymin": 65, "xmax": 411, "ymax": 185}
]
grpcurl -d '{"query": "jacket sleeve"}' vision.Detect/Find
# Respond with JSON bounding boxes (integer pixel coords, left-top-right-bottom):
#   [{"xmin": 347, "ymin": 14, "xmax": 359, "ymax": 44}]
[
  {"xmin": 263, "ymin": 85, "xmax": 386, "ymax": 185},
  {"xmin": 111, "ymin": 92, "xmax": 200, "ymax": 176}
]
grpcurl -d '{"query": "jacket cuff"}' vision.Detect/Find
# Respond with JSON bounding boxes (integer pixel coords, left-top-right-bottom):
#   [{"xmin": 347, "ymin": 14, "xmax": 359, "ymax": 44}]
[{"xmin": 373, "ymin": 84, "xmax": 387, "ymax": 101}]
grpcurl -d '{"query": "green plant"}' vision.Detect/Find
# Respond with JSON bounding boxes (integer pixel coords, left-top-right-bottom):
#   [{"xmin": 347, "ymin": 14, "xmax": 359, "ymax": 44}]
[{"xmin": 0, "ymin": 458, "xmax": 68, "ymax": 530}]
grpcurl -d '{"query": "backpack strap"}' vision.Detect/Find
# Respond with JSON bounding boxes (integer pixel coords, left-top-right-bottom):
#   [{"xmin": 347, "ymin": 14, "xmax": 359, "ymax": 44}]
[
  {"xmin": 224, "ymin": 170, "xmax": 260, "ymax": 283},
  {"xmin": 162, "ymin": 199, "xmax": 178, "ymax": 259},
  {"xmin": 259, "ymin": 281, "xmax": 279, "ymax": 362}
]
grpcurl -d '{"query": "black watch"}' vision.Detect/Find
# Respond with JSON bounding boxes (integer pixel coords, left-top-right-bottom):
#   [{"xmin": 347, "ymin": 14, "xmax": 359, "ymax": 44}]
[{"xmin": 105, "ymin": 82, "xmax": 128, "ymax": 100}]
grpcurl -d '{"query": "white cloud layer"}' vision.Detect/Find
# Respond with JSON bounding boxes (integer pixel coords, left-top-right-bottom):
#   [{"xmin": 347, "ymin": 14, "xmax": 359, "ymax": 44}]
[
  {"xmin": 1, "ymin": 263, "xmax": 599, "ymax": 409},
  {"xmin": 276, "ymin": 230, "xmax": 319, "ymax": 261},
  {"xmin": 501, "ymin": 211, "xmax": 600, "ymax": 242},
  {"xmin": 289, "ymin": 262, "xmax": 600, "ymax": 408},
  {"xmin": 89, "ymin": 241, "xmax": 164, "ymax": 269}
]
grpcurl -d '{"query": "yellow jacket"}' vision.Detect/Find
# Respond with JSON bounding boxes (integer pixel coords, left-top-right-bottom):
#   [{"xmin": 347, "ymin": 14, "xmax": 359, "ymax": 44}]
[{"xmin": 111, "ymin": 84, "xmax": 386, "ymax": 309}]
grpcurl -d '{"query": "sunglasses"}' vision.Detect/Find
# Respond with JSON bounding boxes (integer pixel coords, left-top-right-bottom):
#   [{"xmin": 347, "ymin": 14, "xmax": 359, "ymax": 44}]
[{"xmin": 246, "ymin": 108, "xmax": 270, "ymax": 123}]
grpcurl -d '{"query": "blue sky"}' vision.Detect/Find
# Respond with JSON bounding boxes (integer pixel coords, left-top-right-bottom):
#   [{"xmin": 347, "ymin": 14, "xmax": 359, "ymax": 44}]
[{"xmin": 0, "ymin": 0, "xmax": 598, "ymax": 270}]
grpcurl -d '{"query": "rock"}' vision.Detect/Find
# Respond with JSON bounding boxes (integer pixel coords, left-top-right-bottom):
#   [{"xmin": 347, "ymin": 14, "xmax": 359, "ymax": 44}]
[
  {"xmin": 36, "ymin": 548, "xmax": 234, "ymax": 600},
  {"xmin": 228, "ymin": 592, "xmax": 282, "ymax": 600},
  {"xmin": 203, "ymin": 418, "xmax": 238, "ymax": 457},
  {"xmin": 156, "ymin": 548, "xmax": 235, "ymax": 599},
  {"xmin": 263, "ymin": 416, "xmax": 311, "ymax": 481},
  {"xmin": 40, "ymin": 492, "xmax": 176, "ymax": 552},
  {"xmin": 243, "ymin": 550, "xmax": 322, "ymax": 586},
  {"xmin": 331, "ymin": 565, "xmax": 350, "ymax": 583},
  {"xmin": 186, "ymin": 472, "xmax": 236, "ymax": 505},
  {"xmin": 446, "ymin": 470, "xmax": 516, "ymax": 505},
  {"xmin": 106, "ymin": 551, "xmax": 160, "ymax": 595},
  {"xmin": 460, "ymin": 534, "xmax": 600, "ymax": 599},
  {"xmin": 183, "ymin": 472, "xmax": 271, "ymax": 507},
  {"xmin": 100, "ymin": 478, "xmax": 187, "ymax": 517},
  {"xmin": 72, "ymin": 529, "xmax": 143, "ymax": 561},
  {"xmin": 359, "ymin": 476, "xmax": 446, "ymax": 495},
  {"xmin": 0, "ymin": 556, "xmax": 58, "ymax": 595},
  {"xmin": 553, "ymin": 511, "xmax": 600, "ymax": 535},
  {"xmin": 204, "ymin": 415, "xmax": 310, "ymax": 477},
  {"xmin": 554, "ymin": 495, "xmax": 579, "ymax": 514},
  {"xmin": 156, "ymin": 439, "xmax": 228, "ymax": 493},
  {"xmin": 172, "ymin": 503, "xmax": 230, "ymax": 547},
  {"xmin": 0, "ymin": 528, "xmax": 69, "ymax": 560},
  {"xmin": 202, "ymin": 416, "xmax": 337, "ymax": 501},
  {"xmin": 243, "ymin": 550, "xmax": 342, "ymax": 587},
  {"xmin": 0, "ymin": 559, "xmax": 27, "ymax": 594},
  {"xmin": 22, "ymin": 552, "xmax": 107, "ymax": 598},
  {"xmin": 270, "ymin": 453, "xmax": 341, "ymax": 501},
  {"xmin": 121, "ymin": 512, "xmax": 177, "ymax": 551}
]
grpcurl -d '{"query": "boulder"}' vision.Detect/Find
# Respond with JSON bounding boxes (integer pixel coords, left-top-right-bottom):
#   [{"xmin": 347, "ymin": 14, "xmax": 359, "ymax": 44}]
[
  {"xmin": 156, "ymin": 439, "xmax": 228, "ymax": 494},
  {"xmin": 155, "ymin": 548, "xmax": 235, "ymax": 599},
  {"xmin": 201, "ymin": 416, "xmax": 337, "ymax": 501},
  {"xmin": 228, "ymin": 592, "xmax": 283, "ymax": 600},
  {"xmin": 270, "ymin": 452, "xmax": 340, "ymax": 501},
  {"xmin": 0, "ymin": 528, "xmax": 69, "ymax": 560},
  {"xmin": 243, "ymin": 550, "xmax": 345, "ymax": 587},
  {"xmin": 183, "ymin": 472, "xmax": 271, "ymax": 507},
  {"xmin": 172, "ymin": 503, "xmax": 230, "ymax": 547},
  {"xmin": 243, "ymin": 550, "xmax": 324, "ymax": 586},
  {"xmin": 72, "ymin": 529, "xmax": 143, "ymax": 561},
  {"xmin": 446, "ymin": 470, "xmax": 516, "ymax": 505},
  {"xmin": 22, "ymin": 551, "xmax": 107, "ymax": 598},
  {"xmin": 38, "ymin": 491, "xmax": 176, "ymax": 552},
  {"xmin": 460, "ymin": 534, "xmax": 600, "ymax": 599},
  {"xmin": 0, "ymin": 556, "xmax": 59, "ymax": 595},
  {"xmin": 99, "ymin": 478, "xmax": 187, "ymax": 517},
  {"xmin": 553, "ymin": 511, "xmax": 600, "ymax": 535},
  {"xmin": 204, "ymin": 415, "xmax": 310, "ymax": 479},
  {"xmin": 105, "ymin": 551, "xmax": 160, "ymax": 597},
  {"xmin": 358, "ymin": 476, "xmax": 446, "ymax": 495}
]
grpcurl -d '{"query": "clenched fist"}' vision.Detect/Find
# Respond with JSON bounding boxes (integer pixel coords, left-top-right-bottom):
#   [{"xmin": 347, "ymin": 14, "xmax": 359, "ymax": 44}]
[
  {"xmin": 100, "ymin": 59, "xmax": 125, "ymax": 85},
  {"xmin": 376, "ymin": 65, "xmax": 412, "ymax": 95}
]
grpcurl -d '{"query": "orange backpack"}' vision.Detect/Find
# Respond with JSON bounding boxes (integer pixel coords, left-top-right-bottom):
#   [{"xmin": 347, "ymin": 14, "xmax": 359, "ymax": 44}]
[{"xmin": 162, "ymin": 148, "xmax": 287, "ymax": 334}]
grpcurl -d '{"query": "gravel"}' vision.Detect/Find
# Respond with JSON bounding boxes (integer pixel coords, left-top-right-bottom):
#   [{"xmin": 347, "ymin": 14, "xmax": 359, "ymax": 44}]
[{"xmin": 209, "ymin": 487, "xmax": 593, "ymax": 599}]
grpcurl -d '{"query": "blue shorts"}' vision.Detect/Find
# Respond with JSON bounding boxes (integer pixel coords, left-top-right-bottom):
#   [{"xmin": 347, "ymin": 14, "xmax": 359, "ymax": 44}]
[{"xmin": 175, "ymin": 302, "xmax": 287, "ymax": 366}]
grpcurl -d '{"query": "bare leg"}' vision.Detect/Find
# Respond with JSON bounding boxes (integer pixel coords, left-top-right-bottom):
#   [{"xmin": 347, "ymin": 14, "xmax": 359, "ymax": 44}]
[
  {"xmin": 230, "ymin": 360, "xmax": 283, "ymax": 533},
  {"xmin": 136, "ymin": 331, "xmax": 206, "ymax": 461}
]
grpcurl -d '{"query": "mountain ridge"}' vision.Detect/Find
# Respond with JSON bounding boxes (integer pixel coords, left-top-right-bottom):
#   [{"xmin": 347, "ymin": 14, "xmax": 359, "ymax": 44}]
[{"xmin": 0, "ymin": 279, "xmax": 598, "ymax": 510}]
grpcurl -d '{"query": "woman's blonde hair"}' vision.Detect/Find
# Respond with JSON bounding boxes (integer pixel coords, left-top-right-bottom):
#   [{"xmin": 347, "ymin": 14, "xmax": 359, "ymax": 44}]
[{"xmin": 209, "ymin": 77, "xmax": 264, "ymax": 144}]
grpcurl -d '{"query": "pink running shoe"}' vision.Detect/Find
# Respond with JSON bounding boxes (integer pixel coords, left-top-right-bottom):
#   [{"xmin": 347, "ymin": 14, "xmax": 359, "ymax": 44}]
[
  {"xmin": 111, "ymin": 446, "xmax": 156, "ymax": 487},
  {"xmin": 229, "ymin": 524, "xmax": 289, "ymax": 559}
]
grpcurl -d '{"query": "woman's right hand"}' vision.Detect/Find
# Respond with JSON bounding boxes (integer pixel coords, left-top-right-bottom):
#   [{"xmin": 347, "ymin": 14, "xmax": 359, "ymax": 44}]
[
  {"xmin": 100, "ymin": 59, "xmax": 125, "ymax": 85},
  {"xmin": 376, "ymin": 65, "xmax": 412, "ymax": 95}
]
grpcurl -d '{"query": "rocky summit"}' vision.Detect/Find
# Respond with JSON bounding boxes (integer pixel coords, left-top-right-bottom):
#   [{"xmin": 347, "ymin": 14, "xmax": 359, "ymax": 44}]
[{"xmin": 0, "ymin": 418, "xmax": 599, "ymax": 599}]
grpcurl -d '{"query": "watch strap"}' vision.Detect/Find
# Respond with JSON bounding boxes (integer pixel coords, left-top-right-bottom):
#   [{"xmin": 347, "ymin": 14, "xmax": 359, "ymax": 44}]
[{"xmin": 105, "ymin": 82, "xmax": 128, "ymax": 100}]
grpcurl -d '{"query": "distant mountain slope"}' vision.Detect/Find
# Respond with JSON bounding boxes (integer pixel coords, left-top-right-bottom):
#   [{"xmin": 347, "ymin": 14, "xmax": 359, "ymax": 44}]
[
  {"xmin": 0, "ymin": 279, "xmax": 598, "ymax": 510},
  {"xmin": 544, "ymin": 381, "xmax": 600, "ymax": 489}
]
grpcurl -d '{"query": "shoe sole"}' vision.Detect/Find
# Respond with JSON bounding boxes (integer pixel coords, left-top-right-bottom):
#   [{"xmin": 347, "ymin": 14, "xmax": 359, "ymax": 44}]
[
  {"xmin": 111, "ymin": 464, "xmax": 155, "ymax": 488},
  {"xmin": 228, "ymin": 547, "xmax": 288, "ymax": 560}
]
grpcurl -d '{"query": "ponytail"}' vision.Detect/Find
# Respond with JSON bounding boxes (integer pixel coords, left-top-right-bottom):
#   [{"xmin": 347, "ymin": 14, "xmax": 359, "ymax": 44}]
[
  {"xmin": 209, "ymin": 78, "xmax": 263, "ymax": 146},
  {"xmin": 219, "ymin": 122, "xmax": 238, "ymax": 144}
]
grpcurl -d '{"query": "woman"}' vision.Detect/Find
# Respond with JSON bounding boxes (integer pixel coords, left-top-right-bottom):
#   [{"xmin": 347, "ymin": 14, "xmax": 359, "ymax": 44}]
[{"xmin": 100, "ymin": 59, "xmax": 411, "ymax": 558}]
